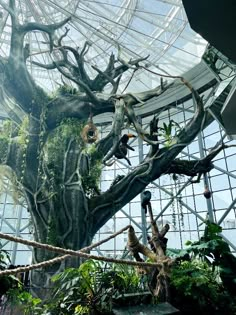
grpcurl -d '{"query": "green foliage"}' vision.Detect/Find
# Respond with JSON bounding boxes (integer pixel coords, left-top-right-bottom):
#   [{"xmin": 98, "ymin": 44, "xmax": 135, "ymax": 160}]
[
  {"xmin": 74, "ymin": 304, "xmax": 90, "ymax": 314},
  {"xmin": 48, "ymin": 260, "xmax": 115, "ymax": 314},
  {"xmin": 169, "ymin": 221, "xmax": 236, "ymax": 314},
  {"xmin": 81, "ymin": 161, "xmax": 101, "ymax": 197},
  {"xmin": 159, "ymin": 120, "xmax": 181, "ymax": 147},
  {"xmin": 44, "ymin": 118, "xmax": 85, "ymax": 190},
  {"xmin": 168, "ymin": 222, "xmax": 232, "ymax": 264},
  {"xmin": 0, "ymin": 120, "xmax": 12, "ymax": 163},
  {"xmin": 170, "ymin": 259, "xmax": 233, "ymax": 314},
  {"xmin": 18, "ymin": 116, "xmax": 29, "ymax": 146},
  {"xmin": 6, "ymin": 289, "xmax": 43, "ymax": 315},
  {"xmin": 0, "ymin": 244, "xmax": 23, "ymax": 300},
  {"xmin": 15, "ymin": 291, "xmax": 42, "ymax": 315},
  {"xmin": 18, "ymin": 260, "xmax": 145, "ymax": 315},
  {"xmin": 46, "ymin": 215, "xmax": 58, "ymax": 246},
  {"xmin": 0, "ymin": 118, "xmax": 29, "ymax": 204},
  {"xmin": 0, "ymin": 116, "xmax": 29, "ymax": 148},
  {"xmin": 81, "ymin": 146, "xmax": 102, "ymax": 197},
  {"xmin": 52, "ymin": 85, "xmax": 79, "ymax": 98},
  {"xmin": 0, "ymin": 241, "xmax": 10, "ymax": 268},
  {"xmin": 1, "ymin": 120, "xmax": 12, "ymax": 136},
  {"xmin": 0, "ymin": 165, "xmax": 24, "ymax": 205},
  {"xmin": 111, "ymin": 263, "xmax": 142, "ymax": 295},
  {"xmin": 183, "ymin": 222, "xmax": 236, "ymax": 296},
  {"xmin": 171, "ymin": 260, "xmax": 218, "ymax": 298}
]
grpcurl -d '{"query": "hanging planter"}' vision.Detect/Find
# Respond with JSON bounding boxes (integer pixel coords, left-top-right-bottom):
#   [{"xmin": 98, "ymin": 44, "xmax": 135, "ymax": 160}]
[
  {"xmin": 81, "ymin": 114, "xmax": 98, "ymax": 144},
  {"xmin": 203, "ymin": 186, "xmax": 212, "ymax": 199}
]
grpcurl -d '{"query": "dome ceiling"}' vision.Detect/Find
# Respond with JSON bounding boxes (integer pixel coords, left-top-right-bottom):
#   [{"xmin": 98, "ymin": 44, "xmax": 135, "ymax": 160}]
[{"xmin": 0, "ymin": 0, "xmax": 207, "ymax": 92}]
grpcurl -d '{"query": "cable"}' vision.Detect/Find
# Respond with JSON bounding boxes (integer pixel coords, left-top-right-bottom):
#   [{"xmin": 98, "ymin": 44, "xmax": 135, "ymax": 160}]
[
  {"xmin": 76, "ymin": 2, "xmax": 200, "ymax": 58},
  {"xmin": 82, "ymin": 0, "xmax": 185, "ymax": 21}
]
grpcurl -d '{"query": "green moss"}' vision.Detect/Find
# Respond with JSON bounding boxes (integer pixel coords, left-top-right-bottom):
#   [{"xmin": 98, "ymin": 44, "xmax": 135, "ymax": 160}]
[
  {"xmin": 81, "ymin": 144, "xmax": 103, "ymax": 197},
  {"xmin": 44, "ymin": 118, "xmax": 85, "ymax": 190},
  {"xmin": 50, "ymin": 85, "xmax": 79, "ymax": 99},
  {"xmin": 46, "ymin": 216, "xmax": 58, "ymax": 246},
  {"xmin": 0, "ymin": 120, "xmax": 13, "ymax": 163},
  {"xmin": 17, "ymin": 116, "xmax": 29, "ymax": 146},
  {"xmin": 81, "ymin": 159, "xmax": 102, "ymax": 197}
]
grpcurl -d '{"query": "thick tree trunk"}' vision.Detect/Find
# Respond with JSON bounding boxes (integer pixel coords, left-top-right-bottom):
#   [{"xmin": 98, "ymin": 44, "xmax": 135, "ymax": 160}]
[
  {"xmin": 27, "ymin": 185, "xmax": 93, "ymax": 297},
  {"xmin": 21, "ymin": 135, "xmax": 96, "ymax": 297}
]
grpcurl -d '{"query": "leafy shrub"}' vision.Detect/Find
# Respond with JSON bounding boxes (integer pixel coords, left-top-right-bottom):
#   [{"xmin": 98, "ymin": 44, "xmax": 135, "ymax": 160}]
[
  {"xmin": 0, "ymin": 244, "xmax": 22, "ymax": 299},
  {"xmin": 169, "ymin": 221, "xmax": 236, "ymax": 314},
  {"xmin": 170, "ymin": 259, "xmax": 234, "ymax": 314},
  {"xmin": 16, "ymin": 260, "xmax": 146, "ymax": 315}
]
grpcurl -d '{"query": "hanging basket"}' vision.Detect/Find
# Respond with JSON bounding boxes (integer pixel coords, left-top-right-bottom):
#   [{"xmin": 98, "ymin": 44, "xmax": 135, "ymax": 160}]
[{"xmin": 81, "ymin": 118, "xmax": 98, "ymax": 144}]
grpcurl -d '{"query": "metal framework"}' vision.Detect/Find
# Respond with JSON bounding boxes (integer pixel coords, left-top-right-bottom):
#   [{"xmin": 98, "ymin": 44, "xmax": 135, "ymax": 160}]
[
  {"xmin": 0, "ymin": 0, "xmax": 207, "ymax": 92},
  {"xmin": 0, "ymin": 1, "xmax": 236, "ymax": 263}
]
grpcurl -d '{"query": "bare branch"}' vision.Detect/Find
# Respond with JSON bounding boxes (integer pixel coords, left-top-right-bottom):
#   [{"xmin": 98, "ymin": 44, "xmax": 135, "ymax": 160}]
[
  {"xmin": 58, "ymin": 27, "xmax": 70, "ymax": 47},
  {"xmin": 122, "ymin": 80, "xmax": 172, "ymax": 107},
  {"xmin": 53, "ymin": 61, "xmax": 100, "ymax": 104},
  {"xmin": 117, "ymin": 44, "xmax": 149, "ymax": 70},
  {"xmin": 81, "ymin": 41, "xmax": 92, "ymax": 56},
  {"xmin": 32, "ymin": 59, "xmax": 66, "ymax": 70},
  {"xmin": 105, "ymin": 53, "xmax": 116, "ymax": 73},
  {"xmin": 92, "ymin": 64, "xmax": 116, "ymax": 87},
  {"xmin": 91, "ymin": 53, "xmax": 149, "ymax": 92},
  {"xmin": 147, "ymin": 116, "xmax": 160, "ymax": 158},
  {"xmin": 21, "ymin": 17, "xmax": 71, "ymax": 52},
  {"xmin": 59, "ymin": 44, "xmax": 93, "ymax": 90},
  {"xmin": 0, "ymin": 0, "xmax": 15, "ymax": 20},
  {"xmin": 92, "ymin": 65, "xmax": 122, "ymax": 94},
  {"xmin": 111, "ymin": 75, "xmax": 122, "ymax": 94},
  {"xmin": 166, "ymin": 143, "xmax": 236, "ymax": 181},
  {"xmin": 121, "ymin": 68, "xmax": 137, "ymax": 94},
  {"xmin": 127, "ymin": 226, "xmax": 157, "ymax": 261}
]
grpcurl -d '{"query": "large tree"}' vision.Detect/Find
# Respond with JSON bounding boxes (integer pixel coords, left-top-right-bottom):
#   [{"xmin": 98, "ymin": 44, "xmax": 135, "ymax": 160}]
[{"xmin": 0, "ymin": 0, "xmax": 232, "ymax": 293}]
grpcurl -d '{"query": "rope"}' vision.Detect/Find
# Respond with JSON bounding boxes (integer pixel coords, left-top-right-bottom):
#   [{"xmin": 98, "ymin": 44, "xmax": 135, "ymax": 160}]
[{"xmin": 0, "ymin": 226, "xmax": 167, "ymax": 276}]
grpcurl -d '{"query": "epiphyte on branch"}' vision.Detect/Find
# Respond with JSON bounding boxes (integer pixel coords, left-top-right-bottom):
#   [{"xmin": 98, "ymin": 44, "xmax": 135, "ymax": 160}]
[
  {"xmin": 114, "ymin": 134, "xmax": 136, "ymax": 165},
  {"xmin": 141, "ymin": 190, "xmax": 152, "ymax": 214}
]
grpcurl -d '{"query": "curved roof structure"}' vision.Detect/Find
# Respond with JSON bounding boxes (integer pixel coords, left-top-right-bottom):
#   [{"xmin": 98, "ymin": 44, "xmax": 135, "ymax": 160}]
[{"xmin": 0, "ymin": 0, "xmax": 207, "ymax": 92}]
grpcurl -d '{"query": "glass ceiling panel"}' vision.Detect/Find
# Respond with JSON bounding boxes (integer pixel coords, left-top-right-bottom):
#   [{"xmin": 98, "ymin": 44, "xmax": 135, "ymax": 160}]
[{"xmin": 0, "ymin": 0, "xmax": 207, "ymax": 92}]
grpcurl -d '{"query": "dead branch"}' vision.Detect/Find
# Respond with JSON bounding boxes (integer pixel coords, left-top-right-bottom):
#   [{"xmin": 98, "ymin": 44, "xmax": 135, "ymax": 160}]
[
  {"xmin": 53, "ymin": 61, "xmax": 101, "ymax": 105},
  {"xmin": 127, "ymin": 224, "xmax": 172, "ymax": 301},
  {"xmin": 57, "ymin": 27, "xmax": 70, "ymax": 47},
  {"xmin": 0, "ymin": 0, "xmax": 15, "ymax": 21},
  {"xmin": 166, "ymin": 143, "xmax": 236, "ymax": 182},
  {"xmin": 21, "ymin": 17, "xmax": 71, "ymax": 52},
  {"xmin": 32, "ymin": 59, "xmax": 66, "ymax": 70}
]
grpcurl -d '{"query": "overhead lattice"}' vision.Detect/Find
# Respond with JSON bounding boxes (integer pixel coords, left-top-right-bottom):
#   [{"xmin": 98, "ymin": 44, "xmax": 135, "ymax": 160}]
[{"xmin": 0, "ymin": 0, "xmax": 207, "ymax": 92}]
